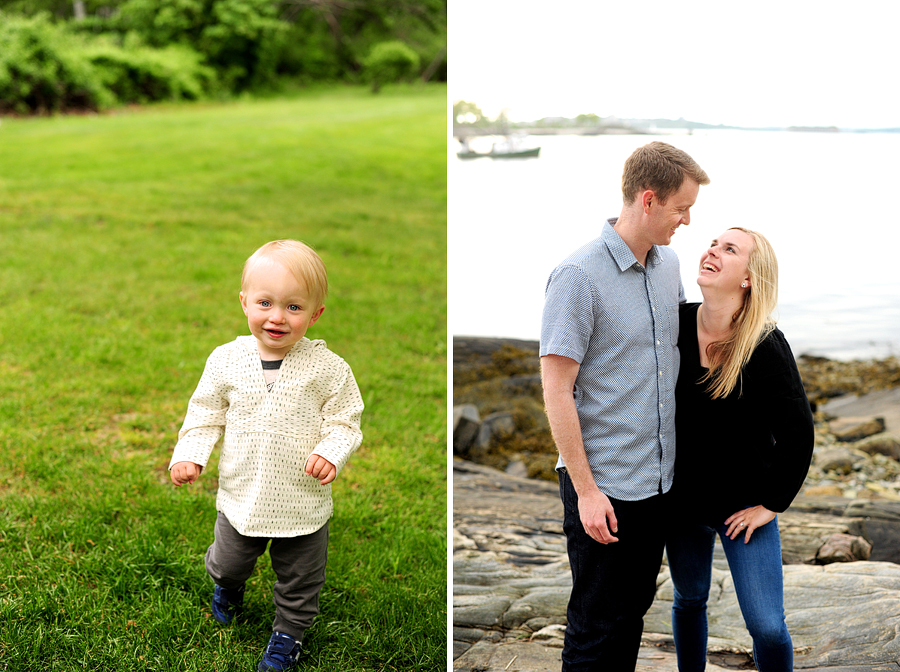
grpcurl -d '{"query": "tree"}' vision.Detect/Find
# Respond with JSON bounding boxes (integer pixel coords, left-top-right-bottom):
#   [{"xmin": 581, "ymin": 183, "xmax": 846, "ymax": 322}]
[
  {"xmin": 361, "ymin": 39, "xmax": 417, "ymax": 92},
  {"xmin": 76, "ymin": 0, "xmax": 285, "ymax": 90},
  {"xmin": 278, "ymin": 0, "xmax": 445, "ymax": 80},
  {"xmin": 452, "ymin": 100, "xmax": 483, "ymax": 125},
  {"xmin": 0, "ymin": 0, "xmax": 446, "ymax": 95}
]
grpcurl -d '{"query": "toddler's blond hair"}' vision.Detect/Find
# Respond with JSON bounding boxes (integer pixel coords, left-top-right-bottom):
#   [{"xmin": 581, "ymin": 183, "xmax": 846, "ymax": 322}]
[{"xmin": 241, "ymin": 240, "xmax": 328, "ymax": 309}]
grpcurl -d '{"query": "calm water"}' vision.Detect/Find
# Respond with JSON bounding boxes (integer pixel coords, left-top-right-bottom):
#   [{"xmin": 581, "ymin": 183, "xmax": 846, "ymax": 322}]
[{"xmin": 449, "ymin": 130, "xmax": 900, "ymax": 361}]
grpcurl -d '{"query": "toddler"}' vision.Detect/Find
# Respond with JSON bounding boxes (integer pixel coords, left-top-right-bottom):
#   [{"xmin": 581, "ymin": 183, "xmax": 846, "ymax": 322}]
[{"xmin": 170, "ymin": 240, "xmax": 364, "ymax": 671}]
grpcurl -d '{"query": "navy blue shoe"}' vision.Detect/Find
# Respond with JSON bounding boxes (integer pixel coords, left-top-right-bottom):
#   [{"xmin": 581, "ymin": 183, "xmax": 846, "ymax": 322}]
[
  {"xmin": 211, "ymin": 584, "xmax": 244, "ymax": 625},
  {"xmin": 258, "ymin": 632, "xmax": 302, "ymax": 671}
]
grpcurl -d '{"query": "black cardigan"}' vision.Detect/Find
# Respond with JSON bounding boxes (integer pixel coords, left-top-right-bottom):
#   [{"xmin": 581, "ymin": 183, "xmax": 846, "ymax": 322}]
[{"xmin": 672, "ymin": 303, "xmax": 815, "ymax": 526}]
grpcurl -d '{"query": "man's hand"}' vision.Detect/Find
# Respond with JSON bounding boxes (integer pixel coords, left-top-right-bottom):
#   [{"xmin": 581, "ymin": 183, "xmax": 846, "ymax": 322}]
[
  {"xmin": 171, "ymin": 461, "xmax": 203, "ymax": 486},
  {"xmin": 578, "ymin": 488, "xmax": 619, "ymax": 544},
  {"xmin": 305, "ymin": 454, "xmax": 337, "ymax": 485}
]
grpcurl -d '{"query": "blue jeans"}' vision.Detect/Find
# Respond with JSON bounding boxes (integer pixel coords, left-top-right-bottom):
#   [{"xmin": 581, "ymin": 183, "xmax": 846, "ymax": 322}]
[
  {"xmin": 558, "ymin": 469, "xmax": 668, "ymax": 672},
  {"xmin": 666, "ymin": 515, "xmax": 792, "ymax": 672}
]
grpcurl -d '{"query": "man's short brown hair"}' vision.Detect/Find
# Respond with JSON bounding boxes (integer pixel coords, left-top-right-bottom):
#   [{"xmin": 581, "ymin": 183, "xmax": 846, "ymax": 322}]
[{"xmin": 621, "ymin": 141, "xmax": 710, "ymax": 205}]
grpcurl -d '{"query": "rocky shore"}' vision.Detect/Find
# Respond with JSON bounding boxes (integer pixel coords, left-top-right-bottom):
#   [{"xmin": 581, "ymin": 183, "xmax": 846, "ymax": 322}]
[
  {"xmin": 453, "ymin": 337, "xmax": 900, "ymax": 494},
  {"xmin": 452, "ymin": 337, "xmax": 900, "ymax": 671}
]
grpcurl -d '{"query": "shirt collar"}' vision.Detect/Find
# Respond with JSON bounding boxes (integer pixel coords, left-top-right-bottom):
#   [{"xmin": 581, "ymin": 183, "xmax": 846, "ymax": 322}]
[
  {"xmin": 603, "ymin": 218, "xmax": 662, "ymax": 270},
  {"xmin": 238, "ymin": 335, "xmax": 320, "ymax": 358}
]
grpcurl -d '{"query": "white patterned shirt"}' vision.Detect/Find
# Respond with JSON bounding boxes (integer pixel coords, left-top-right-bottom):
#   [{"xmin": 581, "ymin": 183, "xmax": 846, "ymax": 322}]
[
  {"xmin": 540, "ymin": 219, "xmax": 683, "ymax": 501},
  {"xmin": 170, "ymin": 335, "xmax": 364, "ymax": 537}
]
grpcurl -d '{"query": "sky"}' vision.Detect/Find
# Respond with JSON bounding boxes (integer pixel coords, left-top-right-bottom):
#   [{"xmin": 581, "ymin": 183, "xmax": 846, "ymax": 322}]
[{"xmin": 449, "ymin": 0, "xmax": 899, "ymax": 129}]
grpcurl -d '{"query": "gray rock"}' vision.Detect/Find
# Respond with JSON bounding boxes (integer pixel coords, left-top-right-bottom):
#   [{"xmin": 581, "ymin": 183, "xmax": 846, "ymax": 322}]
[
  {"xmin": 453, "ymin": 404, "xmax": 480, "ymax": 455},
  {"xmin": 454, "ymin": 460, "xmax": 900, "ymax": 669},
  {"xmin": 830, "ymin": 416, "xmax": 886, "ymax": 442},
  {"xmin": 495, "ymin": 374, "xmax": 543, "ymax": 399},
  {"xmin": 502, "ymin": 587, "xmax": 569, "ymax": 629},
  {"xmin": 854, "ymin": 432, "xmax": 900, "ymax": 461},
  {"xmin": 453, "ymin": 639, "xmax": 563, "ymax": 672},
  {"xmin": 816, "ymin": 533, "xmax": 872, "ymax": 563},
  {"xmin": 474, "ymin": 412, "xmax": 517, "ymax": 454},
  {"xmin": 453, "ymin": 594, "xmax": 513, "ymax": 628},
  {"xmin": 779, "ymin": 506, "xmax": 872, "ymax": 564},
  {"xmin": 505, "ymin": 459, "xmax": 529, "ymax": 478},
  {"xmin": 453, "ymin": 627, "xmax": 485, "ymax": 643},
  {"xmin": 779, "ymin": 513, "xmax": 857, "ymax": 565},
  {"xmin": 784, "ymin": 497, "xmax": 900, "ymax": 564},
  {"xmin": 651, "ymin": 562, "xmax": 900, "ymax": 666},
  {"xmin": 530, "ymin": 623, "xmax": 566, "ymax": 644},
  {"xmin": 815, "ymin": 446, "xmax": 866, "ymax": 474},
  {"xmin": 844, "ymin": 500, "xmax": 900, "ymax": 563},
  {"xmin": 789, "ymin": 496, "xmax": 857, "ymax": 518},
  {"xmin": 452, "ymin": 336, "xmax": 539, "ymax": 369},
  {"xmin": 820, "ymin": 387, "xmax": 900, "ymax": 434},
  {"xmin": 783, "ymin": 563, "xmax": 900, "ymax": 667}
]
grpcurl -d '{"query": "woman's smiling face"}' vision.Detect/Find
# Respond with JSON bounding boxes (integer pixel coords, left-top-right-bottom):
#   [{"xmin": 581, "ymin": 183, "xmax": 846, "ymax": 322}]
[{"xmin": 697, "ymin": 229, "xmax": 755, "ymax": 292}]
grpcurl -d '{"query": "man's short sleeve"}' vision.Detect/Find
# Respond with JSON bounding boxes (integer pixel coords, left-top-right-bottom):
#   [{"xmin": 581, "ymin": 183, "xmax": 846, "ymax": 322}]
[{"xmin": 540, "ymin": 263, "xmax": 595, "ymax": 363}]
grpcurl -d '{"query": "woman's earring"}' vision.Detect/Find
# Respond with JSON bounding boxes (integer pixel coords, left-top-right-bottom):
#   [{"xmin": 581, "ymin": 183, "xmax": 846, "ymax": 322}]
[{"xmin": 741, "ymin": 282, "xmax": 747, "ymax": 288}]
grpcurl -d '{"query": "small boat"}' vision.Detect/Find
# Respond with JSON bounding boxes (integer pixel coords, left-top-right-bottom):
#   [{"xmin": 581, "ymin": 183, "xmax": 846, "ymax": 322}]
[{"xmin": 457, "ymin": 134, "xmax": 541, "ymax": 159}]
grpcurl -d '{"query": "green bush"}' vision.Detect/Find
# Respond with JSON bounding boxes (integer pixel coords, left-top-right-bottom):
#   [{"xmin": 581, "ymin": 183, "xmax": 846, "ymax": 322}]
[
  {"xmin": 362, "ymin": 40, "xmax": 420, "ymax": 93},
  {"xmin": 0, "ymin": 12, "xmax": 114, "ymax": 114},
  {"xmin": 83, "ymin": 40, "xmax": 217, "ymax": 104},
  {"xmin": 0, "ymin": 0, "xmax": 446, "ymax": 97},
  {"xmin": 0, "ymin": 11, "xmax": 216, "ymax": 113},
  {"xmin": 82, "ymin": 0, "xmax": 287, "ymax": 91}
]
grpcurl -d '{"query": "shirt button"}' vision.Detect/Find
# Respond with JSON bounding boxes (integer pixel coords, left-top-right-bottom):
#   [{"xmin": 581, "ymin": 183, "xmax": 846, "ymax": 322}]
[{"xmin": 659, "ymin": 370, "xmax": 663, "ymax": 376}]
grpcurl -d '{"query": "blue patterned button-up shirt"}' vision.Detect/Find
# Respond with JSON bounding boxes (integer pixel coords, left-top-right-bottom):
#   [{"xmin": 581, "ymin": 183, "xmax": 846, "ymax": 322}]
[{"xmin": 540, "ymin": 219, "xmax": 684, "ymax": 501}]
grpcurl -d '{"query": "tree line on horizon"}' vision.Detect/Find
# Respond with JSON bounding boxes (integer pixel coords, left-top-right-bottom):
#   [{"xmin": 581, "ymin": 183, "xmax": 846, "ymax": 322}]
[
  {"xmin": 453, "ymin": 100, "xmax": 608, "ymax": 129},
  {"xmin": 0, "ymin": 0, "xmax": 446, "ymax": 114}
]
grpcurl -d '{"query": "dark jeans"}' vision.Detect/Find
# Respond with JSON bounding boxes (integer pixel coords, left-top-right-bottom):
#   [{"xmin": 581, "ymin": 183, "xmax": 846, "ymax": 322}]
[{"xmin": 558, "ymin": 469, "xmax": 668, "ymax": 672}]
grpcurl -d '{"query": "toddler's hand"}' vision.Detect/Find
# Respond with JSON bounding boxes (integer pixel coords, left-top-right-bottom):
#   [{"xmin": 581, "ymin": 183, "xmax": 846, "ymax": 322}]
[
  {"xmin": 171, "ymin": 461, "xmax": 203, "ymax": 486},
  {"xmin": 305, "ymin": 454, "xmax": 337, "ymax": 485}
]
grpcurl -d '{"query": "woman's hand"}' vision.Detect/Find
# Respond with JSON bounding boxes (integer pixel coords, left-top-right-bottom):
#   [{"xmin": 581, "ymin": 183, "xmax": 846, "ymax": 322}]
[{"xmin": 724, "ymin": 505, "xmax": 776, "ymax": 543}]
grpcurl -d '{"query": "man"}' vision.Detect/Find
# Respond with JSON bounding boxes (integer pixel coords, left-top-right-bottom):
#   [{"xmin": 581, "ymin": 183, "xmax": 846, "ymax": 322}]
[{"xmin": 541, "ymin": 141, "xmax": 709, "ymax": 671}]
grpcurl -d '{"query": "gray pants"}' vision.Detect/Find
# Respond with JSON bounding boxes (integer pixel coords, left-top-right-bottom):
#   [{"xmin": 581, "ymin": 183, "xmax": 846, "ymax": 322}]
[{"xmin": 205, "ymin": 512, "xmax": 328, "ymax": 642}]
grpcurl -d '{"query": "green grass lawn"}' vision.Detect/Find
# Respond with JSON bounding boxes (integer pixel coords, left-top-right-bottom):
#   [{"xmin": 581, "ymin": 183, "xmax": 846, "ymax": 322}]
[{"xmin": 0, "ymin": 84, "xmax": 447, "ymax": 671}]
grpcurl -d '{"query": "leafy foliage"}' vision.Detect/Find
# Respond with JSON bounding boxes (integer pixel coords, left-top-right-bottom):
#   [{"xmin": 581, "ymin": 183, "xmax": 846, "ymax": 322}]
[
  {"xmin": 362, "ymin": 40, "xmax": 419, "ymax": 92},
  {"xmin": 85, "ymin": 39, "xmax": 216, "ymax": 102},
  {"xmin": 0, "ymin": 11, "xmax": 217, "ymax": 113},
  {"xmin": 0, "ymin": 0, "xmax": 446, "ymax": 110},
  {"xmin": 83, "ymin": 0, "xmax": 287, "ymax": 90},
  {"xmin": 453, "ymin": 99, "xmax": 486, "ymax": 125},
  {"xmin": 0, "ymin": 12, "xmax": 113, "ymax": 113}
]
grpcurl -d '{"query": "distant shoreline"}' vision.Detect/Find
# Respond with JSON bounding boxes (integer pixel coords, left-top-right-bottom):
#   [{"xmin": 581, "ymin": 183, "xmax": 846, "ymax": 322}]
[
  {"xmin": 453, "ymin": 335, "xmax": 900, "ymax": 407},
  {"xmin": 452, "ymin": 333, "xmax": 896, "ymax": 365},
  {"xmin": 453, "ymin": 121, "xmax": 900, "ymax": 139}
]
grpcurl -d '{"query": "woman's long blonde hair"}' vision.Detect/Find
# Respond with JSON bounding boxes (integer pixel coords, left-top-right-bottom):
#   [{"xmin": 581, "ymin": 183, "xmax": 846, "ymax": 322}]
[{"xmin": 700, "ymin": 227, "xmax": 779, "ymax": 399}]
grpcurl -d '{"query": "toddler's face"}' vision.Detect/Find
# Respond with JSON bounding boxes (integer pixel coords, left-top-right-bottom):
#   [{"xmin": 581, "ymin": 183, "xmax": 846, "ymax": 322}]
[{"xmin": 239, "ymin": 260, "xmax": 324, "ymax": 359}]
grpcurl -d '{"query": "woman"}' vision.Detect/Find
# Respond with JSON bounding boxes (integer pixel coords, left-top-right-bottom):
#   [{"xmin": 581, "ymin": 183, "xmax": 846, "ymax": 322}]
[{"xmin": 666, "ymin": 227, "xmax": 815, "ymax": 671}]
